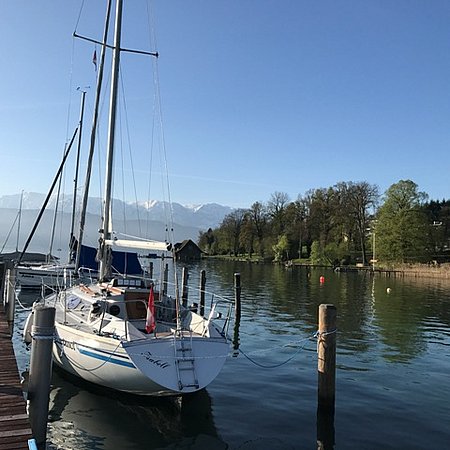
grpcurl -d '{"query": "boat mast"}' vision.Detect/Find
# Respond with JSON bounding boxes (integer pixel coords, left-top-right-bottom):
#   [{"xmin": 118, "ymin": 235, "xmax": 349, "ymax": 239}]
[
  {"xmin": 75, "ymin": 0, "xmax": 113, "ymax": 272},
  {"xmin": 69, "ymin": 88, "xmax": 86, "ymax": 264},
  {"xmin": 99, "ymin": 0, "xmax": 123, "ymax": 281}
]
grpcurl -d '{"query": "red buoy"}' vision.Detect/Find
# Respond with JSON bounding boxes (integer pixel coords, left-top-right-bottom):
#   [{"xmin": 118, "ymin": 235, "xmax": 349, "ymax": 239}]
[{"xmin": 320, "ymin": 276, "xmax": 325, "ymax": 284}]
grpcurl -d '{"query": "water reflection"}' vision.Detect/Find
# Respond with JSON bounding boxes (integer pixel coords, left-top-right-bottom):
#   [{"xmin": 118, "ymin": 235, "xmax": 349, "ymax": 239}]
[
  {"xmin": 12, "ymin": 263, "xmax": 450, "ymax": 449},
  {"xmin": 316, "ymin": 408, "xmax": 335, "ymax": 450},
  {"xmin": 47, "ymin": 370, "xmax": 224, "ymax": 450},
  {"xmin": 196, "ymin": 260, "xmax": 450, "ymax": 365}
]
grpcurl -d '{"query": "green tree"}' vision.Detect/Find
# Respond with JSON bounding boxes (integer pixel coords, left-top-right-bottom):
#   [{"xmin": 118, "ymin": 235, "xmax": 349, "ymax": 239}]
[
  {"xmin": 336, "ymin": 181, "xmax": 379, "ymax": 265},
  {"xmin": 198, "ymin": 227, "xmax": 215, "ymax": 254},
  {"xmin": 284, "ymin": 199, "xmax": 308, "ymax": 259},
  {"xmin": 239, "ymin": 212, "xmax": 255, "ymax": 258},
  {"xmin": 267, "ymin": 191, "xmax": 290, "ymax": 236},
  {"xmin": 248, "ymin": 201, "xmax": 268, "ymax": 258},
  {"xmin": 310, "ymin": 240, "xmax": 328, "ymax": 265},
  {"xmin": 423, "ymin": 199, "xmax": 450, "ymax": 256},
  {"xmin": 272, "ymin": 234, "xmax": 290, "ymax": 262},
  {"xmin": 376, "ymin": 180, "xmax": 430, "ymax": 263},
  {"xmin": 219, "ymin": 209, "xmax": 247, "ymax": 256}
]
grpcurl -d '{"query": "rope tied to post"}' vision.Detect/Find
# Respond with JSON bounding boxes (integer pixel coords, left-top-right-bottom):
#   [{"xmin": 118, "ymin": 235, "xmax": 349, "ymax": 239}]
[
  {"xmin": 314, "ymin": 329, "xmax": 337, "ymax": 353},
  {"xmin": 31, "ymin": 324, "xmax": 56, "ymax": 340},
  {"xmin": 314, "ymin": 329, "xmax": 337, "ymax": 338},
  {"xmin": 31, "ymin": 333, "xmax": 56, "ymax": 341}
]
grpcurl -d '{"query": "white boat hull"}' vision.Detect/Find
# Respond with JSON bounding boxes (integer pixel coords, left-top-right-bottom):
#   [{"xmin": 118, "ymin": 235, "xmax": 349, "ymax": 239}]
[{"xmin": 52, "ymin": 321, "xmax": 229, "ymax": 396}]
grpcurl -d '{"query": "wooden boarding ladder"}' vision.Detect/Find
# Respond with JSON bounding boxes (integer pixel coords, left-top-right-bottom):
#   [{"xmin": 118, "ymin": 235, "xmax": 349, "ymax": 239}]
[{"xmin": 173, "ymin": 334, "xmax": 199, "ymax": 391}]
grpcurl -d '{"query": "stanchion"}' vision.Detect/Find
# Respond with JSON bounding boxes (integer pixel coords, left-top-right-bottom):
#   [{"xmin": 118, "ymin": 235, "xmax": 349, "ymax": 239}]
[{"xmin": 5, "ymin": 266, "xmax": 16, "ymax": 336}]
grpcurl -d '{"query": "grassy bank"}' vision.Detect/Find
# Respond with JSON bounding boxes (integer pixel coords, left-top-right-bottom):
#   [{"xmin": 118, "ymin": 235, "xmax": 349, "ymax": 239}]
[
  {"xmin": 375, "ymin": 262, "xmax": 450, "ymax": 279},
  {"xmin": 205, "ymin": 255, "xmax": 450, "ymax": 280}
]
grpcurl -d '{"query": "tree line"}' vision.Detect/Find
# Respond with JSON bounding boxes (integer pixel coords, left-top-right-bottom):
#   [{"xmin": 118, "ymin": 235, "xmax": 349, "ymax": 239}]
[{"xmin": 198, "ymin": 179, "xmax": 450, "ymax": 265}]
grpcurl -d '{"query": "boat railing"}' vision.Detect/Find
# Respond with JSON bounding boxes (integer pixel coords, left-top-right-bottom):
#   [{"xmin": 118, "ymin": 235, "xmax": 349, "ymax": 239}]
[
  {"xmin": 160, "ymin": 280, "xmax": 235, "ymax": 338},
  {"xmin": 94, "ymin": 285, "xmax": 234, "ymax": 341},
  {"xmin": 77, "ymin": 266, "xmax": 99, "ymax": 284}
]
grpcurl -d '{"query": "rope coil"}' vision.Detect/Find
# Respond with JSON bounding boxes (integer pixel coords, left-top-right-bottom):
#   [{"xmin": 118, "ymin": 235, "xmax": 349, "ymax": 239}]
[{"xmin": 31, "ymin": 334, "xmax": 56, "ymax": 341}]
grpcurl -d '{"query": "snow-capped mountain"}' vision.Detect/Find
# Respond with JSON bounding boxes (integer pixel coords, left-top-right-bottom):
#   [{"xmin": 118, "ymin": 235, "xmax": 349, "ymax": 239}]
[
  {"xmin": 0, "ymin": 193, "xmax": 234, "ymax": 255},
  {"xmin": 0, "ymin": 192, "xmax": 233, "ymax": 230}
]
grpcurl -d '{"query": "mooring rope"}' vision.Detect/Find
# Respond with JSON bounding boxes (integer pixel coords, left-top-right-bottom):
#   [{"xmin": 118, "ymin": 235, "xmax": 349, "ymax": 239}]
[
  {"xmin": 236, "ymin": 332, "xmax": 318, "ymax": 369},
  {"xmin": 6, "ymin": 279, "xmax": 33, "ymax": 311}
]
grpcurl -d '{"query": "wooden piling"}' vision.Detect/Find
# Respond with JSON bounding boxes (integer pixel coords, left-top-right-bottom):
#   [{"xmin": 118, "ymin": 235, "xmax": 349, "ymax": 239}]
[
  {"xmin": 148, "ymin": 262, "xmax": 153, "ymax": 279},
  {"xmin": 162, "ymin": 263, "xmax": 169, "ymax": 296},
  {"xmin": 27, "ymin": 305, "xmax": 55, "ymax": 450},
  {"xmin": 0, "ymin": 262, "xmax": 6, "ymax": 301},
  {"xmin": 181, "ymin": 267, "xmax": 189, "ymax": 308},
  {"xmin": 317, "ymin": 304, "xmax": 337, "ymax": 413},
  {"xmin": 199, "ymin": 270, "xmax": 206, "ymax": 317},
  {"xmin": 233, "ymin": 273, "xmax": 241, "ymax": 353},
  {"xmin": 234, "ymin": 273, "xmax": 241, "ymax": 322}
]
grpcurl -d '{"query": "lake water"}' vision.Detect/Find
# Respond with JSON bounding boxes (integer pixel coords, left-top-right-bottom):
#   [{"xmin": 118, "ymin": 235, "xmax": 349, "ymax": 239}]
[{"xmin": 12, "ymin": 261, "xmax": 450, "ymax": 449}]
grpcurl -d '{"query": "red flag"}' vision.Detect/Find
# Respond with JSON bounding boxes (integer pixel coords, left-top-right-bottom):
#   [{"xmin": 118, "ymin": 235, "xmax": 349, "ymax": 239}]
[
  {"xmin": 145, "ymin": 286, "xmax": 156, "ymax": 334},
  {"xmin": 92, "ymin": 50, "xmax": 97, "ymax": 71}
]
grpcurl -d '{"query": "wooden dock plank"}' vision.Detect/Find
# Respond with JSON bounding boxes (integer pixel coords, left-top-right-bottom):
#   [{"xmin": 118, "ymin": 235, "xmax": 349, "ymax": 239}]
[{"xmin": 0, "ymin": 303, "xmax": 33, "ymax": 449}]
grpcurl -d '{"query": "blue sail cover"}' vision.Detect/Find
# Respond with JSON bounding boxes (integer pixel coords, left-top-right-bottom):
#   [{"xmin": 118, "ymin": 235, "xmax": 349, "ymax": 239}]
[{"xmin": 79, "ymin": 244, "xmax": 142, "ymax": 275}]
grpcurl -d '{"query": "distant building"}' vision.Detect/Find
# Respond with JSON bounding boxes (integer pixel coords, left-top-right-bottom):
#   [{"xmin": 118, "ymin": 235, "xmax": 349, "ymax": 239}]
[{"xmin": 174, "ymin": 239, "xmax": 203, "ymax": 262}]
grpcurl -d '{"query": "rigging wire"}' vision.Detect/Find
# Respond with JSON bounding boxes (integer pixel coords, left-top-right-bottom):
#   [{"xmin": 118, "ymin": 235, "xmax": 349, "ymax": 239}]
[
  {"xmin": 0, "ymin": 212, "xmax": 19, "ymax": 253},
  {"xmin": 146, "ymin": 0, "xmax": 172, "ymax": 240},
  {"xmin": 118, "ymin": 66, "xmax": 142, "ymax": 235},
  {"xmin": 146, "ymin": 0, "xmax": 181, "ymax": 327},
  {"xmin": 74, "ymin": 0, "xmax": 86, "ymax": 32}
]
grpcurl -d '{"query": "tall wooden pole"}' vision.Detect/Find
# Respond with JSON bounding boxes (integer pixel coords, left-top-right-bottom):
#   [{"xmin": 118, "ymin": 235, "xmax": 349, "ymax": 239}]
[
  {"xmin": 181, "ymin": 267, "xmax": 189, "ymax": 308},
  {"xmin": 233, "ymin": 273, "xmax": 241, "ymax": 353},
  {"xmin": 317, "ymin": 304, "xmax": 336, "ymax": 450},
  {"xmin": 199, "ymin": 270, "xmax": 206, "ymax": 317},
  {"xmin": 163, "ymin": 263, "xmax": 169, "ymax": 296},
  {"xmin": 317, "ymin": 304, "xmax": 336, "ymax": 412}
]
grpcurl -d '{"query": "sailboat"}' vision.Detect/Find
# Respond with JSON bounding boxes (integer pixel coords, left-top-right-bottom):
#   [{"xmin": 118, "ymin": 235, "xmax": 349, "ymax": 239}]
[{"xmin": 25, "ymin": 0, "xmax": 233, "ymax": 396}]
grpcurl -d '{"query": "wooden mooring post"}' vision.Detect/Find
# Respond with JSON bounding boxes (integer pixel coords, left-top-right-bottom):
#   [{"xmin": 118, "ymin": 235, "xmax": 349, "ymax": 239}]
[
  {"xmin": 232, "ymin": 273, "xmax": 241, "ymax": 353},
  {"xmin": 162, "ymin": 262, "xmax": 169, "ymax": 296},
  {"xmin": 199, "ymin": 270, "xmax": 206, "ymax": 317},
  {"xmin": 28, "ymin": 305, "xmax": 55, "ymax": 450},
  {"xmin": 317, "ymin": 304, "xmax": 337, "ymax": 412},
  {"xmin": 181, "ymin": 267, "xmax": 189, "ymax": 308},
  {"xmin": 316, "ymin": 304, "xmax": 337, "ymax": 450}
]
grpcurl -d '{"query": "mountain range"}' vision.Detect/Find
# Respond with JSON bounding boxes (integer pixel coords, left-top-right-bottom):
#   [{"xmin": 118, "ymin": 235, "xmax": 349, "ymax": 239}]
[{"xmin": 0, "ymin": 192, "xmax": 232, "ymax": 256}]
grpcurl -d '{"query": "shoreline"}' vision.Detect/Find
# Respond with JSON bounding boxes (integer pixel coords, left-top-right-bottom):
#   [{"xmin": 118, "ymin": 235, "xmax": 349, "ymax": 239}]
[{"xmin": 206, "ymin": 256, "xmax": 450, "ymax": 280}]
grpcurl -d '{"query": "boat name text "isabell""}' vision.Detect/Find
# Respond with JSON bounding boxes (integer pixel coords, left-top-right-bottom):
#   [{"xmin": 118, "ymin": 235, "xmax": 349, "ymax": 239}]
[
  {"xmin": 142, "ymin": 351, "xmax": 170, "ymax": 369},
  {"xmin": 59, "ymin": 339, "xmax": 77, "ymax": 351}
]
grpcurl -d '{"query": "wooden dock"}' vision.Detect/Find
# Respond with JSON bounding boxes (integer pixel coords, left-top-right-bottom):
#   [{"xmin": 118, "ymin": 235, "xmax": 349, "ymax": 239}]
[{"xmin": 0, "ymin": 303, "xmax": 33, "ymax": 449}]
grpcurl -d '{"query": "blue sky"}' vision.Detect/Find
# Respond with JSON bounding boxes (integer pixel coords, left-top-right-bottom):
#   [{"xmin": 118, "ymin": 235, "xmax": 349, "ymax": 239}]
[{"xmin": 1, "ymin": 0, "xmax": 450, "ymax": 209}]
